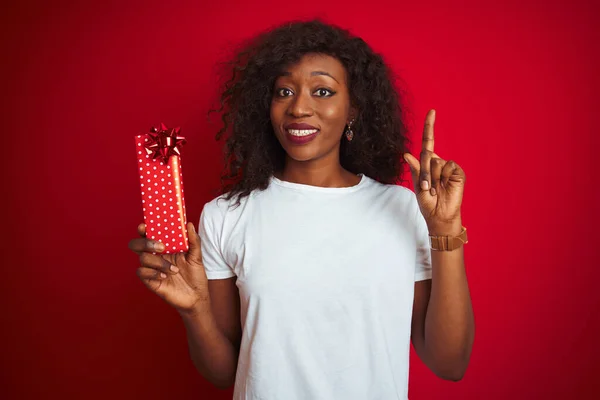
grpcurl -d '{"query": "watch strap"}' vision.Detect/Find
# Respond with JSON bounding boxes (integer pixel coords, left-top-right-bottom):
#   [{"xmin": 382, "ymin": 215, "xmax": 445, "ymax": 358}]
[{"xmin": 429, "ymin": 226, "xmax": 468, "ymax": 251}]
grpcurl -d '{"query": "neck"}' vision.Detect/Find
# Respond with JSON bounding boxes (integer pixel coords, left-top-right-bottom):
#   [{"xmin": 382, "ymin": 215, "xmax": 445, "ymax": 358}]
[{"xmin": 276, "ymin": 153, "xmax": 360, "ymax": 188}]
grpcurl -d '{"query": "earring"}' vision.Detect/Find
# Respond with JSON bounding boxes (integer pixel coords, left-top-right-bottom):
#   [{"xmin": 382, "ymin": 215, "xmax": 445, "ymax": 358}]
[{"xmin": 345, "ymin": 120, "xmax": 354, "ymax": 141}]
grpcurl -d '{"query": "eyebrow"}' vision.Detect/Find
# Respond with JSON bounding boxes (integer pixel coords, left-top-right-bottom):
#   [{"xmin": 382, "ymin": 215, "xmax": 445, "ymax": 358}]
[{"xmin": 280, "ymin": 70, "xmax": 340, "ymax": 83}]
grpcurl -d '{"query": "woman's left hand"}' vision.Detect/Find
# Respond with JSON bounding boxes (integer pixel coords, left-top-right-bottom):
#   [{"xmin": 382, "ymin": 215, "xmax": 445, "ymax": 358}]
[{"xmin": 403, "ymin": 109, "xmax": 466, "ymax": 234}]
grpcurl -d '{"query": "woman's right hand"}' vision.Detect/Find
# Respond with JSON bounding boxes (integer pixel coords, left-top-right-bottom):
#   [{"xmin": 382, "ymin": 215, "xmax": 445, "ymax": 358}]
[{"xmin": 128, "ymin": 222, "xmax": 211, "ymax": 315}]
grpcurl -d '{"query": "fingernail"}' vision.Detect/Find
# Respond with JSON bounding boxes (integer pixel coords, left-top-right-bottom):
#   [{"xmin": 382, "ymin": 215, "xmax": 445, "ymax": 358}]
[
  {"xmin": 430, "ymin": 187, "xmax": 436, "ymax": 196},
  {"xmin": 421, "ymin": 180, "xmax": 429, "ymax": 190},
  {"xmin": 170, "ymin": 265, "xmax": 179, "ymax": 273},
  {"xmin": 154, "ymin": 243, "xmax": 164, "ymax": 252},
  {"xmin": 160, "ymin": 273, "xmax": 167, "ymax": 279}
]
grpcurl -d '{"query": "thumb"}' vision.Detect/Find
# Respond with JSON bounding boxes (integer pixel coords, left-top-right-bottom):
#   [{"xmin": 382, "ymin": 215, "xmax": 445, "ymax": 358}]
[
  {"xmin": 186, "ymin": 222, "xmax": 203, "ymax": 263},
  {"xmin": 403, "ymin": 153, "xmax": 421, "ymax": 192}
]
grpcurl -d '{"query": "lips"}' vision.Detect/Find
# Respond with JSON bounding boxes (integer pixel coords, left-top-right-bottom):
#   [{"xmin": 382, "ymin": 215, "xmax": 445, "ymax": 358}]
[
  {"xmin": 283, "ymin": 122, "xmax": 320, "ymax": 145},
  {"xmin": 285, "ymin": 123, "xmax": 318, "ymax": 130}
]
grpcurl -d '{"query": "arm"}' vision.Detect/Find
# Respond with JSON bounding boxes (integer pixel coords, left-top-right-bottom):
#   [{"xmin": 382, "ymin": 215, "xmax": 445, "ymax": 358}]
[
  {"xmin": 404, "ymin": 109, "xmax": 474, "ymax": 381},
  {"xmin": 411, "ymin": 220, "xmax": 475, "ymax": 381},
  {"xmin": 179, "ymin": 277, "xmax": 242, "ymax": 389}
]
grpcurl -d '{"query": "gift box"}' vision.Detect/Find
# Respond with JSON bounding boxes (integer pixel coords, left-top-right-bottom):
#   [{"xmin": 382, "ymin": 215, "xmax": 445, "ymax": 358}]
[{"xmin": 135, "ymin": 124, "xmax": 189, "ymax": 253}]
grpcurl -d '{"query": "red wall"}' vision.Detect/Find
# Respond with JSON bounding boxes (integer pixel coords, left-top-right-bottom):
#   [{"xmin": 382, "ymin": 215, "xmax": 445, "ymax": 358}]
[{"xmin": 4, "ymin": 0, "xmax": 599, "ymax": 398}]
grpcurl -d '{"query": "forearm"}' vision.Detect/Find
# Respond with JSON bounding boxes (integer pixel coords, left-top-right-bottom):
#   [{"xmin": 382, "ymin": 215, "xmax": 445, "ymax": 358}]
[
  {"xmin": 424, "ymin": 221, "xmax": 475, "ymax": 380},
  {"xmin": 179, "ymin": 305, "xmax": 239, "ymax": 389}
]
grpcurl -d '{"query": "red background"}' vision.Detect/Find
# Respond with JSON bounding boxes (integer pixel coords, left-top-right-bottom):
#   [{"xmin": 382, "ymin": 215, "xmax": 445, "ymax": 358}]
[{"xmin": 3, "ymin": 0, "xmax": 599, "ymax": 399}]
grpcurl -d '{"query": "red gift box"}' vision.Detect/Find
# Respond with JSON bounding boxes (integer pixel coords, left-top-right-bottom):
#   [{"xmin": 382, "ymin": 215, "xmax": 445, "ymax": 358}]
[{"xmin": 135, "ymin": 124, "xmax": 189, "ymax": 253}]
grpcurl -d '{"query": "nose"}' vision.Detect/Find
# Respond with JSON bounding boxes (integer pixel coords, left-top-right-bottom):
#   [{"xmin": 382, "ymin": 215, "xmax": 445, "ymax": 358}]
[{"xmin": 287, "ymin": 91, "xmax": 313, "ymax": 118}]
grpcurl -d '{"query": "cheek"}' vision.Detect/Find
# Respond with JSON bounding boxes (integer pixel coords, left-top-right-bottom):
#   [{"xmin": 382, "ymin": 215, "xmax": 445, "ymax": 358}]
[
  {"xmin": 320, "ymin": 100, "xmax": 348, "ymax": 123},
  {"xmin": 269, "ymin": 112, "xmax": 278, "ymax": 134},
  {"xmin": 270, "ymin": 102, "xmax": 283, "ymax": 126},
  {"xmin": 269, "ymin": 102, "xmax": 275, "ymax": 121}
]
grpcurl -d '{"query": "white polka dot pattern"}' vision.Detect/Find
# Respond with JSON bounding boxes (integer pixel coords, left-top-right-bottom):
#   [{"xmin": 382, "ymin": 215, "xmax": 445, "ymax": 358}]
[{"xmin": 135, "ymin": 134, "xmax": 189, "ymax": 253}]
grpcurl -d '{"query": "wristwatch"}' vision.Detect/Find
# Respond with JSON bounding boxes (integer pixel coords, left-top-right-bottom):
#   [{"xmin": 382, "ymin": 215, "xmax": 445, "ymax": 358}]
[{"xmin": 429, "ymin": 226, "xmax": 468, "ymax": 251}]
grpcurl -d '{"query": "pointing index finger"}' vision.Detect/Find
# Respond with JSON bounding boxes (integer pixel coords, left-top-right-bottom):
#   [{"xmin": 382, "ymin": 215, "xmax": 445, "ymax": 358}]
[{"xmin": 422, "ymin": 109, "xmax": 435, "ymax": 153}]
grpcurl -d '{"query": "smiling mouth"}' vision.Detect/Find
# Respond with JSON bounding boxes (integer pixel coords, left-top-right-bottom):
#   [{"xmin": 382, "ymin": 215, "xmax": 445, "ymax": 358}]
[{"xmin": 286, "ymin": 128, "xmax": 319, "ymax": 137}]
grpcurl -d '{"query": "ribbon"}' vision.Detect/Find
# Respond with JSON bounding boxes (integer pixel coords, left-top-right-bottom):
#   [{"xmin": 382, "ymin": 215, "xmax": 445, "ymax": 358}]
[{"xmin": 144, "ymin": 123, "xmax": 186, "ymax": 164}]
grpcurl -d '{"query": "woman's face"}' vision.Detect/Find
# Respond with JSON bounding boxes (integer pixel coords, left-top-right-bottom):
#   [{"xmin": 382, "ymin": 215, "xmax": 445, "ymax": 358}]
[{"xmin": 270, "ymin": 53, "xmax": 353, "ymax": 164}]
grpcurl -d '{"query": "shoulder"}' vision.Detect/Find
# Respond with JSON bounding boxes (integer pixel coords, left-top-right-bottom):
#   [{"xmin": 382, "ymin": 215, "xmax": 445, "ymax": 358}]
[
  {"xmin": 364, "ymin": 176, "xmax": 417, "ymax": 201},
  {"xmin": 201, "ymin": 190, "xmax": 255, "ymax": 225},
  {"xmin": 362, "ymin": 176, "xmax": 420, "ymax": 217},
  {"xmin": 202, "ymin": 194, "xmax": 234, "ymax": 222},
  {"xmin": 202, "ymin": 194, "xmax": 231, "ymax": 217}
]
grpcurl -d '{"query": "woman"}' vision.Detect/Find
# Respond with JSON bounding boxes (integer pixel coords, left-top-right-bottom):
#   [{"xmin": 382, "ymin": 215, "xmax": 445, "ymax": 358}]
[{"xmin": 129, "ymin": 19, "xmax": 474, "ymax": 400}]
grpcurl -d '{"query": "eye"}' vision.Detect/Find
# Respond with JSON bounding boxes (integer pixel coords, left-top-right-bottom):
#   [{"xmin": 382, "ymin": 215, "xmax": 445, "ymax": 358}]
[
  {"xmin": 276, "ymin": 88, "xmax": 293, "ymax": 97},
  {"xmin": 314, "ymin": 88, "xmax": 335, "ymax": 97}
]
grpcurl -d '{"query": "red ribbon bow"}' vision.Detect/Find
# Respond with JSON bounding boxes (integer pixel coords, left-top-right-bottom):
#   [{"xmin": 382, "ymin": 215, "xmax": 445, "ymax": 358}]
[{"xmin": 144, "ymin": 123, "xmax": 186, "ymax": 164}]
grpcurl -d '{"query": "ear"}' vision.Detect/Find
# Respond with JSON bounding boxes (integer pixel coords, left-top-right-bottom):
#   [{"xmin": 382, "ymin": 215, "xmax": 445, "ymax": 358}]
[{"xmin": 348, "ymin": 105, "xmax": 358, "ymax": 124}]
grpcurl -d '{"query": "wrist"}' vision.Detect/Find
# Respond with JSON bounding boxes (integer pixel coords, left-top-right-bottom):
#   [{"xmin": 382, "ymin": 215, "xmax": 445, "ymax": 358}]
[
  {"xmin": 427, "ymin": 218, "xmax": 463, "ymax": 236},
  {"xmin": 177, "ymin": 300, "xmax": 212, "ymax": 320}
]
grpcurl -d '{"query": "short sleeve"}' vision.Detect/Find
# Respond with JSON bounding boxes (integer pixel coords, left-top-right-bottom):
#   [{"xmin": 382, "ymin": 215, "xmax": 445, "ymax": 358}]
[
  {"xmin": 413, "ymin": 197, "xmax": 433, "ymax": 282},
  {"xmin": 198, "ymin": 202, "xmax": 236, "ymax": 280}
]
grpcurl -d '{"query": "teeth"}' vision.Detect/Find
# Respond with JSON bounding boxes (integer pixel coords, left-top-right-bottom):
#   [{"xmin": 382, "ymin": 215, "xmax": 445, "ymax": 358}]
[{"xmin": 288, "ymin": 129, "xmax": 318, "ymax": 137}]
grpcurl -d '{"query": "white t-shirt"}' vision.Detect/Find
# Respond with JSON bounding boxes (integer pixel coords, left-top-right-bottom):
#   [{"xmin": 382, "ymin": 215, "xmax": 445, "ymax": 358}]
[{"xmin": 198, "ymin": 174, "xmax": 432, "ymax": 400}]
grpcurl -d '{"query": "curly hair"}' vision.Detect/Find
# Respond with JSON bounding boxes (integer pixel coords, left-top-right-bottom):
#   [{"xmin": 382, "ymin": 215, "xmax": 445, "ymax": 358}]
[{"xmin": 209, "ymin": 19, "xmax": 411, "ymax": 206}]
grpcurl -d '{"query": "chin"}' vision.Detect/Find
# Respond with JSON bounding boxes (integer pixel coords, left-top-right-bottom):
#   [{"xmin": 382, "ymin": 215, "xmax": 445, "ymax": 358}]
[
  {"xmin": 276, "ymin": 133, "xmax": 338, "ymax": 163},
  {"xmin": 284, "ymin": 146, "xmax": 320, "ymax": 162}
]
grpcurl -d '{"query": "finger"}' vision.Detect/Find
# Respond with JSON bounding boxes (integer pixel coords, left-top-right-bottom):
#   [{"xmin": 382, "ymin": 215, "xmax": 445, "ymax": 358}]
[
  {"xmin": 186, "ymin": 222, "xmax": 203, "ymax": 264},
  {"xmin": 441, "ymin": 160, "xmax": 461, "ymax": 187},
  {"xmin": 136, "ymin": 267, "xmax": 168, "ymax": 289},
  {"xmin": 419, "ymin": 149, "xmax": 433, "ymax": 191},
  {"xmin": 160, "ymin": 252, "xmax": 186, "ymax": 272},
  {"xmin": 128, "ymin": 237, "xmax": 166, "ymax": 255},
  {"xmin": 430, "ymin": 157, "xmax": 446, "ymax": 196},
  {"xmin": 403, "ymin": 152, "xmax": 421, "ymax": 193},
  {"xmin": 137, "ymin": 266, "xmax": 167, "ymax": 280},
  {"xmin": 422, "ymin": 109, "xmax": 435, "ymax": 153},
  {"xmin": 419, "ymin": 110, "xmax": 436, "ymax": 191},
  {"xmin": 160, "ymin": 223, "xmax": 200, "ymax": 267},
  {"xmin": 138, "ymin": 223, "xmax": 146, "ymax": 238},
  {"xmin": 140, "ymin": 252, "xmax": 179, "ymax": 275}
]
